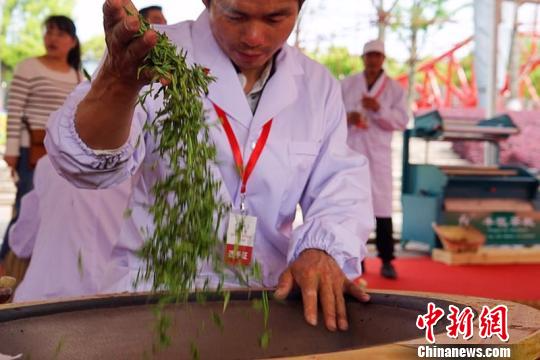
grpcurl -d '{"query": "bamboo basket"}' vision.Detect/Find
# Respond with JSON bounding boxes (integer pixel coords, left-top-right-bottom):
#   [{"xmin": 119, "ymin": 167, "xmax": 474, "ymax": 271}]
[{"xmin": 432, "ymin": 224, "xmax": 486, "ymax": 252}]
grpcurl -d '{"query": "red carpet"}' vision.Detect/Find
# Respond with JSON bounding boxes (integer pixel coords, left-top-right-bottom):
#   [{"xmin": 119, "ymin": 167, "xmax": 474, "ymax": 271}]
[{"xmin": 359, "ymin": 257, "xmax": 540, "ymax": 302}]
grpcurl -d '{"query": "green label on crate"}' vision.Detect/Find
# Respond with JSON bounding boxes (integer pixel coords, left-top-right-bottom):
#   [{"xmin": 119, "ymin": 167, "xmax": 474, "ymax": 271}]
[{"xmin": 444, "ymin": 212, "xmax": 540, "ymax": 245}]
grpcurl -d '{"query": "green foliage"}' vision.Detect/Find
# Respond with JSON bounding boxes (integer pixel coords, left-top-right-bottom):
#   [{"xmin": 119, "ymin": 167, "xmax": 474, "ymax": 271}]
[
  {"xmin": 127, "ymin": 10, "xmax": 228, "ymax": 352},
  {"xmin": 460, "ymin": 53, "xmax": 474, "ymax": 83},
  {"xmin": 520, "ymin": 37, "xmax": 540, "ymax": 100},
  {"xmin": 530, "ymin": 66, "xmax": 540, "ymax": 101},
  {"xmin": 385, "ymin": 57, "xmax": 407, "ymax": 78},
  {"xmin": 385, "ymin": 0, "xmax": 470, "ymax": 103},
  {"xmin": 309, "ymin": 46, "xmax": 406, "ymax": 80},
  {"xmin": 133, "ymin": 10, "xmax": 226, "ymax": 306},
  {"xmin": 128, "ymin": 10, "xmax": 274, "ymax": 355},
  {"xmin": 310, "ymin": 47, "xmax": 362, "ymax": 80},
  {"xmin": 0, "ymin": 0, "xmax": 75, "ymax": 79},
  {"xmin": 392, "ymin": 0, "xmax": 456, "ymax": 35}
]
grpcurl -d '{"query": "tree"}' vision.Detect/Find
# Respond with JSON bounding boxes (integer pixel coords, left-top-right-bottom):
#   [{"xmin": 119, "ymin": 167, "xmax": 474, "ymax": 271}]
[
  {"xmin": 291, "ymin": 1, "xmax": 326, "ymax": 50},
  {"xmin": 507, "ymin": 0, "xmax": 524, "ymax": 100},
  {"xmin": 370, "ymin": 0, "xmax": 399, "ymax": 42},
  {"xmin": 529, "ymin": 66, "xmax": 540, "ymax": 107},
  {"xmin": 311, "ymin": 47, "xmax": 362, "ymax": 80},
  {"xmin": 1, "ymin": 0, "xmax": 75, "ymax": 80},
  {"xmin": 388, "ymin": 0, "xmax": 468, "ymax": 107},
  {"xmin": 310, "ymin": 46, "xmax": 406, "ymax": 81}
]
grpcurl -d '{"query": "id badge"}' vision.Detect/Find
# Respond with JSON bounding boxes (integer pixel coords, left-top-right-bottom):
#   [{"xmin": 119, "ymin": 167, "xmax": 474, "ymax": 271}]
[{"xmin": 225, "ymin": 212, "xmax": 257, "ymax": 266}]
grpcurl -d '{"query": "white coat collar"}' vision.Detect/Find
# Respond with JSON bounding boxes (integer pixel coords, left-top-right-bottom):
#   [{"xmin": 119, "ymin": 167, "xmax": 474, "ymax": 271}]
[
  {"xmin": 191, "ymin": 11, "xmax": 304, "ymax": 129},
  {"xmin": 362, "ymin": 70, "xmax": 387, "ymax": 97}
]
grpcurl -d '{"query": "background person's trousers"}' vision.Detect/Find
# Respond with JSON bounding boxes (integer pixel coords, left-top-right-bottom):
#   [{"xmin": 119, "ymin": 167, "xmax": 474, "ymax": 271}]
[
  {"xmin": 376, "ymin": 217, "xmax": 395, "ymax": 262},
  {"xmin": 0, "ymin": 148, "xmax": 34, "ymax": 261}
]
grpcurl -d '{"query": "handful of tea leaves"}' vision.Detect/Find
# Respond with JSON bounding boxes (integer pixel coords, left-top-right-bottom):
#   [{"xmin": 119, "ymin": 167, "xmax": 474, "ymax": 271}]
[
  {"xmin": 127, "ymin": 11, "xmax": 227, "ymax": 342},
  {"xmin": 127, "ymin": 10, "xmax": 271, "ymax": 351}
]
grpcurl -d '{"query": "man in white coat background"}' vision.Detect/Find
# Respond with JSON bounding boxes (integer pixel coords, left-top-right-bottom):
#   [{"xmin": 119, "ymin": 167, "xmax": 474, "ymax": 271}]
[
  {"xmin": 46, "ymin": 0, "xmax": 374, "ymax": 332},
  {"xmin": 9, "ymin": 156, "xmax": 131, "ymax": 302},
  {"xmin": 341, "ymin": 39, "xmax": 409, "ymax": 279}
]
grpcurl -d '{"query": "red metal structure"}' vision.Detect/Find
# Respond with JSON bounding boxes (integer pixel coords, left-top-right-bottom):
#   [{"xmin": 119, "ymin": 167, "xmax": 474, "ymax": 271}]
[
  {"xmin": 396, "ymin": 37, "xmax": 477, "ymax": 110},
  {"xmin": 500, "ymin": 31, "xmax": 540, "ymax": 106},
  {"xmin": 398, "ymin": 34, "xmax": 540, "ymax": 110}
]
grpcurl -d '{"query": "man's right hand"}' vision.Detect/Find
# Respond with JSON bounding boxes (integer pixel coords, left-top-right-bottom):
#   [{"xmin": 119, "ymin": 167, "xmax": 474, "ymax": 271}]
[
  {"xmin": 100, "ymin": 0, "xmax": 159, "ymax": 90},
  {"xmin": 74, "ymin": 0, "xmax": 161, "ymax": 150}
]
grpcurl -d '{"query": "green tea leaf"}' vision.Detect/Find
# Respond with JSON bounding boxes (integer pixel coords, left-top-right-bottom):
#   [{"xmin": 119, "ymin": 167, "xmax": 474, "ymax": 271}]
[
  {"xmin": 223, "ymin": 291, "xmax": 231, "ymax": 313},
  {"xmin": 190, "ymin": 341, "xmax": 200, "ymax": 360},
  {"xmin": 211, "ymin": 311, "xmax": 224, "ymax": 332},
  {"xmin": 260, "ymin": 329, "xmax": 271, "ymax": 349}
]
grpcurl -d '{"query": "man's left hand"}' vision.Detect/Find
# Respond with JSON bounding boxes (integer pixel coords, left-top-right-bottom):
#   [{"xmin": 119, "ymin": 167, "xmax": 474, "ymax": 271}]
[
  {"xmin": 274, "ymin": 249, "xmax": 370, "ymax": 331},
  {"xmin": 362, "ymin": 96, "xmax": 380, "ymax": 112}
]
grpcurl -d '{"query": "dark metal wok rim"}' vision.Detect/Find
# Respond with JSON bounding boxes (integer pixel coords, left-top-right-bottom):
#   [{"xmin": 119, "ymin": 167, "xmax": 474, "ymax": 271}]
[{"xmin": 0, "ymin": 291, "xmax": 465, "ymax": 323}]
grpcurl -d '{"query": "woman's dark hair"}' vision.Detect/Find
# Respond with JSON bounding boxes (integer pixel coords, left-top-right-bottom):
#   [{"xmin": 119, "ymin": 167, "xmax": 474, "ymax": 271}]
[{"xmin": 44, "ymin": 15, "xmax": 81, "ymax": 71}]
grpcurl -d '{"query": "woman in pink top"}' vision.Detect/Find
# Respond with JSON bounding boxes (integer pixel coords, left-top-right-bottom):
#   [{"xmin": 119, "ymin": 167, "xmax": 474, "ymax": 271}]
[{"xmin": 1, "ymin": 16, "xmax": 82, "ymax": 262}]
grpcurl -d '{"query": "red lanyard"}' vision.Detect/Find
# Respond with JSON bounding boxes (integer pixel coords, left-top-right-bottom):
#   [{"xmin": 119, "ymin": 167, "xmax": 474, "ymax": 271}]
[
  {"xmin": 364, "ymin": 75, "xmax": 388, "ymax": 99},
  {"xmin": 213, "ymin": 103, "xmax": 273, "ymax": 195},
  {"xmin": 372, "ymin": 75, "xmax": 388, "ymax": 99}
]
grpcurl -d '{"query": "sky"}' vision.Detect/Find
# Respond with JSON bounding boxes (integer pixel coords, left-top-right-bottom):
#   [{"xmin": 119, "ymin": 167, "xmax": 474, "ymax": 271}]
[
  {"xmin": 74, "ymin": 0, "xmax": 205, "ymax": 41},
  {"xmin": 73, "ymin": 0, "xmax": 539, "ymax": 62}
]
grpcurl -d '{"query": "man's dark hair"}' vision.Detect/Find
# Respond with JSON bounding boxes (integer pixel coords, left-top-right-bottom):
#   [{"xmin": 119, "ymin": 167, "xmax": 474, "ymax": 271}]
[
  {"xmin": 206, "ymin": 0, "xmax": 305, "ymax": 8},
  {"xmin": 139, "ymin": 5, "xmax": 163, "ymax": 19}
]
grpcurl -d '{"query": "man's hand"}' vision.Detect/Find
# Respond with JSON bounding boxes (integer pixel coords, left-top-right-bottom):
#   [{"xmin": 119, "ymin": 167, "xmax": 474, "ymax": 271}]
[
  {"xmin": 75, "ymin": 0, "xmax": 162, "ymax": 150},
  {"xmin": 347, "ymin": 112, "xmax": 368, "ymax": 129},
  {"xmin": 361, "ymin": 96, "xmax": 380, "ymax": 112},
  {"xmin": 274, "ymin": 249, "xmax": 370, "ymax": 332},
  {"xmin": 100, "ymin": 0, "xmax": 159, "ymax": 89}
]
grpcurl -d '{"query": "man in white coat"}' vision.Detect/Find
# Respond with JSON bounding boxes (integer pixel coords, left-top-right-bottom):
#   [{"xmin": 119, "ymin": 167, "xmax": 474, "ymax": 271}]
[
  {"xmin": 9, "ymin": 156, "xmax": 131, "ymax": 302},
  {"xmin": 341, "ymin": 39, "xmax": 408, "ymax": 279},
  {"xmin": 46, "ymin": 0, "xmax": 374, "ymax": 332}
]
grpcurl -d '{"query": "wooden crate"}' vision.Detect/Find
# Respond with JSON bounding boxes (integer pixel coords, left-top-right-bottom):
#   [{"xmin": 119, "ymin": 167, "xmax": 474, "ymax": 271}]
[
  {"xmin": 432, "ymin": 246, "xmax": 540, "ymax": 265},
  {"xmin": 444, "ymin": 198, "xmax": 534, "ymax": 212}
]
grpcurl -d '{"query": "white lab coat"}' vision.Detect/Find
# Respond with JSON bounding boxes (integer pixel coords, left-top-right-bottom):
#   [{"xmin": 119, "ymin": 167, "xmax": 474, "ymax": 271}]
[
  {"xmin": 10, "ymin": 156, "xmax": 131, "ymax": 302},
  {"xmin": 45, "ymin": 11, "xmax": 374, "ymax": 293},
  {"xmin": 341, "ymin": 72, "xmax": 408, "ymax": 217}
]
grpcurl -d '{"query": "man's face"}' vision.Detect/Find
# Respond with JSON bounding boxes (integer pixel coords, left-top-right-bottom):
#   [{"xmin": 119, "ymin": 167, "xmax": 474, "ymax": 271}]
[
  {"xmin": 146, "ymin": 9, "xmax": 167, "ymax": 25},
  {"xmin": 205, "ymin": 0, "xmax": 299, "ymax": 72},
  {"xmin": 362, "ymin": 52, "xmax": 385, "ymax": 73}
]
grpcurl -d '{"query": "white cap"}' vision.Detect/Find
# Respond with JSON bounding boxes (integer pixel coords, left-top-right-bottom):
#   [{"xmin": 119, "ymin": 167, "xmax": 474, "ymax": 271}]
[{"xmin": 363, "ymin": 39, "xmax": 385, "ymax": 56}]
